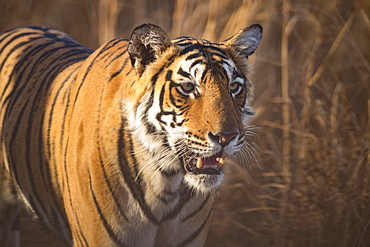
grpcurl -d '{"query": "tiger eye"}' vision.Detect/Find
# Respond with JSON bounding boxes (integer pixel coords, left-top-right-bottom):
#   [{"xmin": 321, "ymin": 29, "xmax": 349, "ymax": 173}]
[
  {"xmin": 181, "ymin": 82, "xmax": 195, "ymax": 93},
  {"xmin": 229, "ymin": 82, "xmax": 242, "ymax": 94}
]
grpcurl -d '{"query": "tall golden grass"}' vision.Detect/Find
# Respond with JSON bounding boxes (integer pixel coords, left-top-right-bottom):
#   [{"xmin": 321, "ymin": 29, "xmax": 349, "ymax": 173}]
[{"xmin": 1, "ymin": 0, "xmax": 369, "ymax": 246}]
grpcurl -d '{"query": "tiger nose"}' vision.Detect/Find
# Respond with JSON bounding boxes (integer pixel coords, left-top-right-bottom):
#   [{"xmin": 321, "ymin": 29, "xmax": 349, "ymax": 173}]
[{"xmin": 209, "ymin": 132, "xmax": 238, "ymax": 147}]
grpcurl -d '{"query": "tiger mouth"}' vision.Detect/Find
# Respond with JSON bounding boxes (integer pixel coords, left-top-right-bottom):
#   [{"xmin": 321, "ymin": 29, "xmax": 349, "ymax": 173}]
[{"xmin": 183, "ymin": 151, "xmax": 225, "ymax": 175}]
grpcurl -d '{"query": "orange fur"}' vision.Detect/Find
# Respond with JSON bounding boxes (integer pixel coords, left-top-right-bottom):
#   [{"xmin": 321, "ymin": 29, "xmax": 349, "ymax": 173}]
[{"xmin": 0, "ymin": 24, "xmax": 262, "ymax": 246}]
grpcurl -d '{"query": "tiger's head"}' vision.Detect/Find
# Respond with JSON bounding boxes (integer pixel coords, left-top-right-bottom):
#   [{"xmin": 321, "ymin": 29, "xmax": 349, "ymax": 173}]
[{"xmin": 126, "ymin": 24, "xmax": 262, "ymax": 193}]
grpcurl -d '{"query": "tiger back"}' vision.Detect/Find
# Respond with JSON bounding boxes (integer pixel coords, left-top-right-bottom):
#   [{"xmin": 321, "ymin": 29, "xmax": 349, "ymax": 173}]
[{"xmin": 0, "ymin": 24, "xmax": 262, "ymax": 246}]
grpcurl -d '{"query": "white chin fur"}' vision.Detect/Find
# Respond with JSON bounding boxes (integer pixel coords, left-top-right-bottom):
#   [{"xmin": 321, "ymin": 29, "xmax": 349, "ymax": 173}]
[{"xmin": 184, "ymin": 172, "xmax": 224, "ymax": 194}]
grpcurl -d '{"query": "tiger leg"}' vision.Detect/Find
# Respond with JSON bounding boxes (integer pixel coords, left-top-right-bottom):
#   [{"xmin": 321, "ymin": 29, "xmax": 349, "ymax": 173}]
[
  {"xmin": 0, "ymin": 205, "xmax": 20, "ymax": 247},
  {"xmin": 0, "ymin": 169, "xmax": 20, "ymax": 247}
]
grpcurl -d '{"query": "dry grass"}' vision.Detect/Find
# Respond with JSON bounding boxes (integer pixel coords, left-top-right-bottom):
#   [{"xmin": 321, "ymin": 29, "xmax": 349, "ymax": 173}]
[{"xmin": 0, "ymin": 0, "xmax": 369, "ymax": 246}]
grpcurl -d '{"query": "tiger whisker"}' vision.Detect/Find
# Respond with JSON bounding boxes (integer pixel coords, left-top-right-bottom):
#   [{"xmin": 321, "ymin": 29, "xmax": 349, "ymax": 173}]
[{"xmin": 134, "ymin": 139, "xmax": 187, "ymax": 181}]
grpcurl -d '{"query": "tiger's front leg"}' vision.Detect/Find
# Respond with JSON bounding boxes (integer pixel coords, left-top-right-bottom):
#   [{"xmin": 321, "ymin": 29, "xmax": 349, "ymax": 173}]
[
  {"xmin": 0, "ymin": 169, "xmax": 21, "ymax": 247},
  {"xmin": 0, "ymin": 205, "xmax": 20, "ymax": 247}
]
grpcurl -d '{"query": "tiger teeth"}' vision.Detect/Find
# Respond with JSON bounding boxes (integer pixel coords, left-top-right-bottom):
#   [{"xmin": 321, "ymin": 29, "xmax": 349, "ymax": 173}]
[
  {"xmin": 217, "ymin": 157, "xmax": 225, "ymax": 168},
  {"xmin": 196, "ymin": 158, "xmax": 203, "ymax": 169},
  {"xmin": 195, "ymin": 157, "xmax": 225, "ymax": 169}
]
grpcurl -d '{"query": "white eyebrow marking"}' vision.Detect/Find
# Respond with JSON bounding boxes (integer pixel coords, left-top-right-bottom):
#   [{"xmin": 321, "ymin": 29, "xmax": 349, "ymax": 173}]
[
  {"xmin": 222, "ymin": 59, "xmax": 235, "ymax": 81},
  {"xmin": 178, "ymin": 59, "xmax": 206, "ymax": 86}
]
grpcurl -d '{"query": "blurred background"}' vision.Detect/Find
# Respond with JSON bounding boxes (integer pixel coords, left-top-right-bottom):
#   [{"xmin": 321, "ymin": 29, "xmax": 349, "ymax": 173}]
[{"xmin": 1, "ymin": 0, "xmax": 369, "ymax": 246}]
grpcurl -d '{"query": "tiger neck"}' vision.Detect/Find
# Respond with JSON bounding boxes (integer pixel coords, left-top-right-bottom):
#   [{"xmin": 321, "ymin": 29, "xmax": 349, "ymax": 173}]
[{"xmin": 130, "ymin": 136, "xmax": 186, "ymax": 209}]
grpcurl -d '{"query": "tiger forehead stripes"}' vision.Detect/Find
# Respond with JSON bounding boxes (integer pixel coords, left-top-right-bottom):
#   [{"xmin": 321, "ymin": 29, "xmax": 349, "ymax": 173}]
[{"xmin": 0, "ymin": 23, "xmax": 262, "ymax": 246}]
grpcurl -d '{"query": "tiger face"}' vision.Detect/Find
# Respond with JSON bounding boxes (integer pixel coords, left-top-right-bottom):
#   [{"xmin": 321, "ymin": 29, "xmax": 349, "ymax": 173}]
[{"xmin": 127, "ymin": 24, "xmax": 262, "ymax": 194}]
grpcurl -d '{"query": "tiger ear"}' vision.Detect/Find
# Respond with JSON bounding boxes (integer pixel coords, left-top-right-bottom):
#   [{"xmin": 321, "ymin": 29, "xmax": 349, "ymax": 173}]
[
  {"xmin": 128, "ymin": 23, "xmax": 172, "ymax": 76},
  {"xmin": 223, "ymin": 24, "xmax": 262, "ymax": 57}
]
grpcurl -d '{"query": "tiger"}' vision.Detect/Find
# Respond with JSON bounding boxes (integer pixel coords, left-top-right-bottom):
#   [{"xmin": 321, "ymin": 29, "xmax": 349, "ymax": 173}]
[{"xmin": 0, "ymin": 23, "xmax": 262, "ymax": 246}]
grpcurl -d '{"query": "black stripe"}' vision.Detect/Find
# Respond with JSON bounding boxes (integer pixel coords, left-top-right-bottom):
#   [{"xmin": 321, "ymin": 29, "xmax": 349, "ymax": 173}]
[
  {"xmin": 27, "ymin": 26, "xmax": 51, "ymax": 32},
  {"xmin": 179, "ymin": 43, "xmax": 227, "ymax": 57},
  {"xmin": 3, "ymin": 43, "xmax": 83, "ymax": 117},
  {"xmin": 117, "ymin": 114, "xmax": 160, "ymax": 225},
  {"xmin": 200, "ymin": 68, "xmax": 208, "ymax": 83},
  {"xmin": 99, "ymin": 39, "xmax": 124, "ymax": 63},
  {"xmin": 69, "ymin": 40, "xmax": 118, "ymax": 114},
  {"xmin": 177, "ymin": 208, "xmax": 213, "ymax": 247},
  {"xmin": 49, "ymin": 208, "xmax": 72, "ymax": 243},
  {"xmin": 7, "ymin": 97, "xmax": 49, "ymax": 224},
  {"xmin": 203, "ymin": 45, "xmax": 228, "ymax": 56},
  {"xmin": 179, "ymin": 44, "xmax": 201, "ymax": 56},
  {"xmin": 142, "ymin": 89, "xmax": 156, "ymax": 133},
  {"xmin": 162, "ymin": 188, "xmax": 191, "ymax": 221},
  {"xmin": 87, "ymin": 170, "xmax": 127, "ymax": 247},
  {"xmin": 63, "ymin": 140, "xmax": 90, "ymax": 246},
  {"xmin": 104, "ymin": 44, "xmax": 128, "ymax": 67},
  {"xmin": 98, "ymin": 146, "xmax": 129, "ymax": 222},
  {"xmin": 7, "ymin": 97, "xmax": 29, "ymax": 184},
  {"xmin": 46, "ymin": 65, "xmax": 84, "ymax": 197},
  {"xmin": 34, "ymin": 55, "xmax": 89, "ymax": 225},
  {"xmin": 74, "ymin": 230, "xmax": 90, "ymax": 247},
  {"xmin": 185, "ymin": 52, "xmax": 203, "ymax": 61},
  {"xmin": 44, "ymin": 52, "xmax": 89, "ymax": 148},
  {"xmin": 1, "ymin": 37, "xmax": 70, "ymax": 228},
  {"xmin": 169, "ymin": 75, "xmax": 187, "ymax": 110},
  {"xmin": 159, "ymin": 167, "xmax": 179, "ymax": 177},
  {"xmin": 61, "ymin": 96, "xmax": 90, "ymax": 246},
  {"xmin": 11, "ymin": 29, "xmax": 94, "ymax": 245},
  {"xmin": 108, "ymin": 57, "xmax": 130, "ymax": 82},
  {"xmin": 144, "ymin": 122, "xmax": 157, "ymax": 135},
  {"xmin": 0, "ymin": 37, "xmax": 46, "ymax": 104},
  {"xmin": 95, "ymin": 85, "xmax": 129, "ymax": 222},
  {"xmin": 177, "ymin": 67, "xmax": 191, "ymax": 79},
  {"xmin": 27, "ymin": 195, "xmax": 49, "ymax": 224},
  {"xmin": 172, "ymin": 36, "xmax": 194, "ymax": 45},
  {"xmin": 179, "ymin": 43, "xmax": 228, "ymax": 60},
  {"xmin": 181, "ymin": 193, "xmax": 210, "ymax": 222},
  {"xmin": 0, "ymin": 28, "xmax": 18, "ymax": 44},
  {"xmin": 69, "ymin": 199, "xmax": 90, "ymax": 247},
  {"xmin": 140, "ymin": 54, "xmax": 177, "ymax": 135},
  {"xmin": 209, "ymin": 51, "xmax": 229, "ymax": 60},
  {"xmin": 189, "ymin": 59, "xmax": 203, "ymax": 71},
  {"xmin": 0, "ymin": 31, "xmax": 40, "ymax": 62},
  {"xmin": 156, "ymin": 80, "xmax": 177, "ymax": 126},
  {"xmin": 25, "ymin": 49, "xmax": 89, "ymax": 199},
  {"xmin": 125, "ymin": 66, "xmax": 134, "ymax": 76}
]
